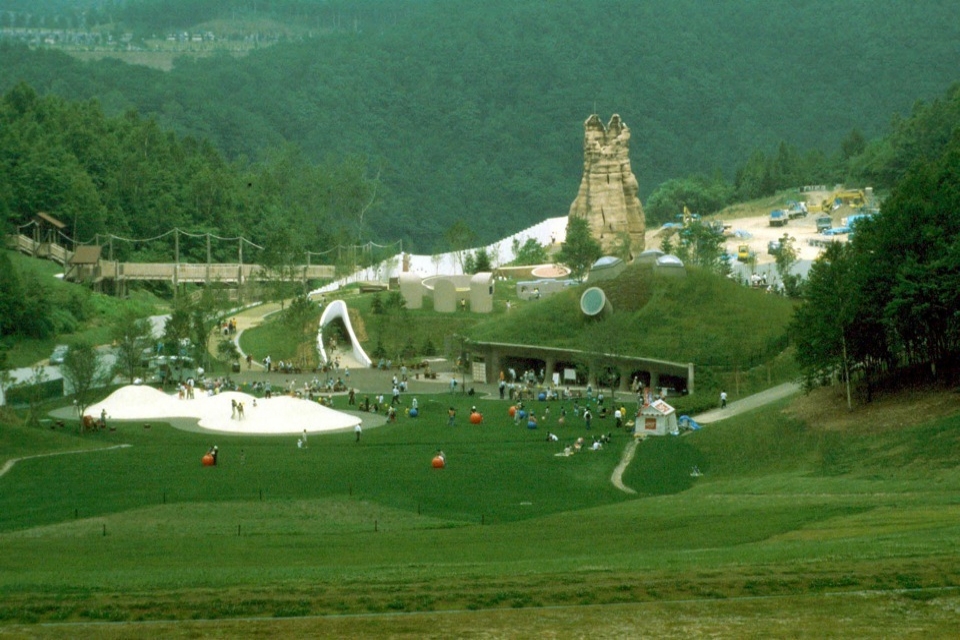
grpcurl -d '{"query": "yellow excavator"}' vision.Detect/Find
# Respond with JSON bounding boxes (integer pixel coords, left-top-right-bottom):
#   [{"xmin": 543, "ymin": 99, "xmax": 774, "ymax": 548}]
[
  {"xmin": 818, "ymin": 189, "xmax": 866, "ymax": 212},
  {"xmin": 835, "ymin": 190, "xmax": 866, "ymax": 206}
]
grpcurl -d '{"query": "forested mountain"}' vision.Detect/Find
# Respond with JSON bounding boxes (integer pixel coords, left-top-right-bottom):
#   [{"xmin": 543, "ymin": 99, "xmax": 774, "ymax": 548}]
[
  {"xmin": 0, "ymin": 83, "xmax": 374, "ymax": 263},
  {"xmin": 1, "ymin": 0, "xmax": 959, "ymax": 250}
]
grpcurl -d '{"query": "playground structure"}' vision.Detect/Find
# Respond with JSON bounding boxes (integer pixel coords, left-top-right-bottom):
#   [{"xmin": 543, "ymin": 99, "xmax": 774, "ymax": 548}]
[
  {"xmin": 585, "ymin": 256, "xmax": 625, "ymax": 283},
  {"xmin": 516, "ymin": 278, "xmax": 577, "ymax": 301},
  {"xmin": 83, "ymin": 385, "xmax": 362, "ymax": 435},
  {"xmin": 654, "ymin": 254, "xmax": 686, "ymax": 277},
  {"xmin": 399, "ymin": 273, "xmax": 495, "ymax": 313},
  {"xmin": 580, "ymin": 287, "xmax": 612, "ymax": 318},
  {"xmin": 317, "ymin": 300, "xmax": 372, "ymax": 368},
  {"xmin": 7, "ymin": 226, "xmax": 336, "ymax": 294}
]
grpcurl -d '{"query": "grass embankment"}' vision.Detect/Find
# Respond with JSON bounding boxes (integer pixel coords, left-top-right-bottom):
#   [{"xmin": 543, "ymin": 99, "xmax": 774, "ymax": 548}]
[
  {"xmin": 3, "ymin": 250, "xmax": 162, "ymax": 368},
  {"xmin": 2, "ymin": 384, "xmax": 960, "ymax": 634},
  {"xmin": 470, "ymin": 263, "xmax": 798, "ymax": 410}
]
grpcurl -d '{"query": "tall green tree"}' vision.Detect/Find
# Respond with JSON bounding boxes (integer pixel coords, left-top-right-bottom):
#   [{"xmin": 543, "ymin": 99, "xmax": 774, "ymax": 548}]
[
  {"xmin": 853, "ymin": 130, "xmax": 960, "ymax": 374},
  {"xmin": 60, "ymin": 340, "xmax": 106, "ymax": 424},
  {"xmin": 772, "ymin": 233, "xmax": 801, "ymax": 296},
  {"xmin": 557, "ymin": 216, "xmax": 601, "ymax": 282},
  {"xmin": 445, "ymin": 220, "xmax": 477, "ymax": 274},
  {"xmin": 791, "ymin": 242, "xmax": 857, "ymax": 408},
  {"xmin": 110, "ymin": 310, "xmax": 153, "ymax": 384},
  {"xmin": 674, "ymin": 220, "xmax": 729, "ymax": 276}
]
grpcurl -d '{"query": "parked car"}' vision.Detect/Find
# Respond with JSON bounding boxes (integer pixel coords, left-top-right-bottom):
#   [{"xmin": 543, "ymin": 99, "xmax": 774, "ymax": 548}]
[
  {"xmin": 49, "ymin": 345, "xmax": 69, "ymax": 365},
  {"xmin": 769, "ymin": 210, "xmax": 788, "ymax": 227}
]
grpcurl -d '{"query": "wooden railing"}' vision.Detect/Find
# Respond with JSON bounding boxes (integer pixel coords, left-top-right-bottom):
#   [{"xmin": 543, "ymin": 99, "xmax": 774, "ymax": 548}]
[
  {"xmin": 7, "ymin": 234, "xmax": 71, "ymax": 264},
  {"xmin": 7, "ymin": 235, "xmax": 335, "ymax": 284}
]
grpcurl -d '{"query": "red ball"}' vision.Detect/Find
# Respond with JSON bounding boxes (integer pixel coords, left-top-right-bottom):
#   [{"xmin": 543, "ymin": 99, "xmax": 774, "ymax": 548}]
[
  {"xmin": 202, "ymin": 454, "xmax": 215, "ymax": 467},
  {"xmin": 508, "ymin": 405, "xmax": 517, "ymax": 417},
  {"xmin": 431, "ymin": 456, "xmax": 446, "ymax": 469},
  {"xmin": 470, "ymin": 412, "xmax": 483, "ymax": 424}
]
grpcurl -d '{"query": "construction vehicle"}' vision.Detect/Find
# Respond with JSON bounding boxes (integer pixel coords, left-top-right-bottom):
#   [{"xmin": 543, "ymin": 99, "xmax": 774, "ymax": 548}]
[
  {"xmin": 737, "ymin": 244, "xmax": 755, "ymax": 262},
  {"xmin": 786, "ymin": 201, "xmax": 808, "ymax": 219},
  {"xmin": 674, "ymin": 206, "xmax": 700, "ymax": 226},
  {"xmin": 769, "ymin": 210, "xmax": 788, "ymax": 227},
  {"xmin": 834, "ymin": 190, "xmax": 866, "ymax": 207},
  {"xmin": 814, "ymin": 189, "xmax": 867, "ymax": 213}
]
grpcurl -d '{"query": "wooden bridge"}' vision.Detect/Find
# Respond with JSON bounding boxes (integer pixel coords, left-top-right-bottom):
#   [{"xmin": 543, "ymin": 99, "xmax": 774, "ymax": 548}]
[{"xmin": 6, "ymin": 234, "xmax": 336, "ymax": 287}]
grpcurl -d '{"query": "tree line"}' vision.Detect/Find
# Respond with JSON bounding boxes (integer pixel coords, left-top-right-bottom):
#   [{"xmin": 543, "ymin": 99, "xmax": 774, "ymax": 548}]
[
  {"xmin": 0, "ymin": 82, "xmax": 377, "ymax": 265},
  {"xmin": 1, "ymin": 0, "xmax": 958, "ymax": 249},
  {"xmin": 792, "ymin": 128, "xmax": 960, "ymax": 400}
]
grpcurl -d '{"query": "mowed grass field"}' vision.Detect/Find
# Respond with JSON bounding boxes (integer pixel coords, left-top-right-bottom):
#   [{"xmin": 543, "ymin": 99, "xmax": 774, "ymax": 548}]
[{"xmin": 2, "ymin": 383, "xmax": 960, "ymax": 637}]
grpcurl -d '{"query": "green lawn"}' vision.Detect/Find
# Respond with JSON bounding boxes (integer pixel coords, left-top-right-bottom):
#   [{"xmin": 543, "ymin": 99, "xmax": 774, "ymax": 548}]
[
  {"xmin": 3, "ymin": 253, "xmax": 958, "ymax": 635},
  {"xmin": 2, "ymin": 387, "xmax": 960, "ymax": 635}
]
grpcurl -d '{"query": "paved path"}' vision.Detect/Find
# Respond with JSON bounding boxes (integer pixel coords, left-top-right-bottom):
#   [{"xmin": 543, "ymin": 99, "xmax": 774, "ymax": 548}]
[
  {"xmin": 212, "ymin": 302, "xmax": 370, "ymax": 371},
  {"xmin": 0, "ymin": 444, "xmax": 132, "ymax": 479},
  {"xmin": 209, "ymin": 302, "xmax": 284, "ymax": 368},
  {"xmin": 692, "ymin": 382, "xmax": 801, "ymax": 424},
  {"xmin": 609, "ymin": 381, "xmax": 801, "ymax": 494}
]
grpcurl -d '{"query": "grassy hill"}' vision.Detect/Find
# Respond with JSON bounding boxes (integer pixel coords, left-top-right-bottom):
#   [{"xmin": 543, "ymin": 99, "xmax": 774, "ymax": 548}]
[
  {"xmin": 471, "ymin": 264, "xmax": 794, "ymax": 363},
  {"xmin": 1, "ymin": 382, "xmax": 959, "ymax": 634},
  {"xmin": 468, "ymin": 264, "xmax": 798, "ymax": 406},
  {"xmin": 1, "ymin": 250, "xmax": 163, "ymax": 367},
  {"xmin": 4, "ymin": 252, "xmax": 959, "ymax": 633}
]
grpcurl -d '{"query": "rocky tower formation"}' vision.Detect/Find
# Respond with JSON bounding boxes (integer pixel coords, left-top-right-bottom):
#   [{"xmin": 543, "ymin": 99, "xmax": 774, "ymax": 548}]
[{"xmin": 568, "ymin": 114, "xmax": 645, "ymax": 257}]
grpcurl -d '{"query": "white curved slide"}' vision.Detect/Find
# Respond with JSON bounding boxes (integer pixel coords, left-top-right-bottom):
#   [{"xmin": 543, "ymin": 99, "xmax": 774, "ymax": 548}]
[{"xmin": 317, "ymin": 300, "xmax": 372, "ymax": 368}]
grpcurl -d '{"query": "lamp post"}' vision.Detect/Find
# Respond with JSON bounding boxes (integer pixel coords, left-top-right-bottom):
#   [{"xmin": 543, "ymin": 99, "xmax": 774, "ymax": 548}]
[{"xmin": 452, "ymin": 334, "xmax": 468, "ymax": 394}]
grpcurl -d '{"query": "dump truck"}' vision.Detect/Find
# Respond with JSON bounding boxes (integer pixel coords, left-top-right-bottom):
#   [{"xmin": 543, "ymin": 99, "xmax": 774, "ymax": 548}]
[{"xmin": 769, "ymin": 210, "xmax": 788, "ymax": 227}]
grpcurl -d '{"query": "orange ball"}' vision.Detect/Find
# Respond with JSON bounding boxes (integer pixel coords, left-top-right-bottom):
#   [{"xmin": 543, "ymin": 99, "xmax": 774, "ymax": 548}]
[
  {"xmin": 202, "ymin": 454, "xmax": 215, "ymax": 467},
  {"xmin": 508, "ymin": 406, "xmax": 517, "ymax": 417},
  {"xmin": 432, "ymin": 456, "xmax": 445, "ymax": 469},
  {"xmin": 470, "ymin": 412, "xmax": 483, "ymax": 424}
]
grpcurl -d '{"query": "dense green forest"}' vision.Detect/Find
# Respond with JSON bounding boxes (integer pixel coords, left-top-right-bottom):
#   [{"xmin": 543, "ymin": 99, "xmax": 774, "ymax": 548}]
[
  {"xmin": 1, "ymin": 0, "xmax": 958, "ymax": 250},
  {"xmin": 0, "ymin": 82, "xmax": 376, "ymax": 264},
  {"xmin": 792, "ymin": 127, "xmax": 960, "ymax": 395}
]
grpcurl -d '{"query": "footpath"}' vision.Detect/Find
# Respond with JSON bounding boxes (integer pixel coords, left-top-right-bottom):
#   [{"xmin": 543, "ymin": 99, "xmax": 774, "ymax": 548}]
[
  {"xmin": 692, "ymin": 382, "xmax": 802, "ymax": 424},
  {"xmin": 611, "ymin": 381, "xmax": 802, "ymax": 494}
]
